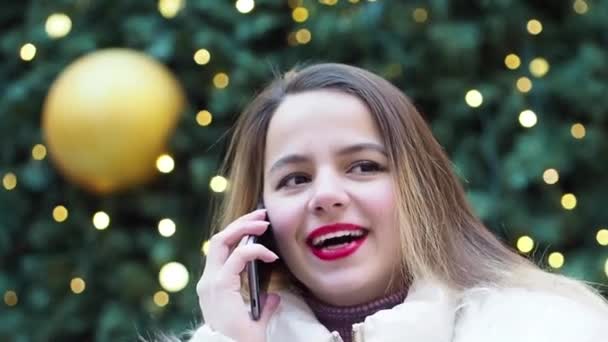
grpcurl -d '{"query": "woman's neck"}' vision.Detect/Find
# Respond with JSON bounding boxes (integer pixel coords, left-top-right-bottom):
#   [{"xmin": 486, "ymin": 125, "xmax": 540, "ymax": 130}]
[{"xmin": 303, "ymin": 286, "xmax": 409, "ymax": 342}]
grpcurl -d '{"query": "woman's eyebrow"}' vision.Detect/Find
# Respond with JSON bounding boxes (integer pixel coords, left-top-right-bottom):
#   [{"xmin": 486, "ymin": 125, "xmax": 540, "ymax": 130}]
[{"xmin": 268, "ymin": 143, "xmax": 387, "ymax": 176}]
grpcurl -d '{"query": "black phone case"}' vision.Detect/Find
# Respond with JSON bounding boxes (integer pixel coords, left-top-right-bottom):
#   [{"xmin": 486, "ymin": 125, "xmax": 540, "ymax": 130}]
[{"xmin": 247, "ymin": 202, "xmax": 278, "ymax": 320}]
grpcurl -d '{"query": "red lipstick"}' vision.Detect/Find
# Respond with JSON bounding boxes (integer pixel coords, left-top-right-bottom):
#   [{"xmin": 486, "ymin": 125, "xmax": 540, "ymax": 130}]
[{"xmin": 306, "ymin": 223, "xmax": 368, "ymax": 261}]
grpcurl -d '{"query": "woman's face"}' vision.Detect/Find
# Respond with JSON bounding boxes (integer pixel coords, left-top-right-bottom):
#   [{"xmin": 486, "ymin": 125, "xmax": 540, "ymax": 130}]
[{"xmin": 263, "ymin": 89, "xmax": 402, "ymax": 306}]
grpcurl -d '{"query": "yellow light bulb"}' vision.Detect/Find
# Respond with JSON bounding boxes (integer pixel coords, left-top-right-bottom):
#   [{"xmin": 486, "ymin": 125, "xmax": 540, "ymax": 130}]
[
  {"xmin": 548, "ymin": 252, "xmax": 564, "ymax": 269},
  {"xmin": 210, "ymin": 176, "xmax": 228, "ymax": 192},
  {"xmin": 529, "ymin": 57, "xmax": 550, "ymax": 77},
  {"xmin": 158, "ymin": 218, "xmax": 176, "ymax": 237},
  {"xmin": 158, "ymin": 0, "xmax": 184, "ymax": 18},
  {"xmin": 516, "ymin": 77, "xmax": 532, "ymax": 93},
  {"xmin": 561, "ymin": 193, "xmax": 577, "ymax": 210},
  {"xmin": 516, "ymin": 236, "xmax": 534, "ymax": 253},
  {"xmin": 465, "ymin": 89, "xmax": 483, "ymax": 108},
  {"xmin": 235, "ymin": 0, "xmax": 255, "ymax": 13},
  {"xmin": 156, "ymin": 154, "xmax": 175, "ymax": 173},
  {"xmin": 4, "ymin": 290, "xmax": 18, "ymax": 306},
  {"xmin": 570, "ymin": 123, "xmax": 586, "ymax": 139},
  {"xmin": 32, "ymin": 144, "xmax": 47, "ymax": 160},
  {"xmin": 292, "ymin": 7, "xmax": 309, "ymax": 22},
  {"xmin": 159, "ymin": 262, "xmax": 189, "ymax": 292},
  {"xmin": 193, "ymin": 49, "xmax": 211, "ymax": 65},
  {"xmin": 93, "ymin": 211, "xmax": 110, "ymax": 230},
  {"xmin": 53, "ymin": 205, "xmax": 69, "ymax": 222},
  {"xmin": 70, "ymin": 277, "xmax": 86, "ymax": 294},
  {"xmin": 20, "ymin": 43, "xmax": 37, "ymax": 61},
  {"xmin": 519, "ymin": 109, "xmax": 537, "ymax": 128},
  {"xmin": 196, "ymin": 110, "xmax": 213, "ymax": 126},
  {"xmin": 542, "ymin": 168, "xmax": 559, "ymax": 185},
  {"xmin": 596, "ymin": 229, "xmax": 608, "ymax": 246},
  {"xmin": 573, "ymin": 0, "xmax": 588, "ymax": 14},
  {"xmin": 45, "ymin": 13, "xmax": 72, "ymax": 38},
  {"xmin": 202, "ymin": 240, "xmax": 211, "ymax": 255},
  {"xmin": 295, "ymin": 29, "xmax": 312, "ymax": 44},
  {"xmin": 2, "ymin": 173, "xmax": 17, "ymax": 191},
  {"xmin": 154, "ymin": 291, "xmax": 170, "ymax": 307},
  {"xmin": 412, "ymin": 8, "xmax": 428, "ymax": 23},
  {"xmin": 213, "ymin": 73, "xmax": 230, "ymax": 89},
  {"xmin": 504, "ymin": 53, "xmax": 521, "ymax": 70},
  {"xmin": 527, "ymin": 19, "xmax": 543, "ymax": 35}
]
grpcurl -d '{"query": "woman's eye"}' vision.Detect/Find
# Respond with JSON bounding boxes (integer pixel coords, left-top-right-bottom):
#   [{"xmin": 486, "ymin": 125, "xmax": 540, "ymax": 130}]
[
  {"xmin": 276, "ymin": 162, "xmax": 384, "ymax": 189},
  {"xmin": 277, "ymin": 174, "xmax": 309, "ymax": 189},
  {"xmin": 350, "ymin": 161, "xmax": 384, "ymax": 173}
]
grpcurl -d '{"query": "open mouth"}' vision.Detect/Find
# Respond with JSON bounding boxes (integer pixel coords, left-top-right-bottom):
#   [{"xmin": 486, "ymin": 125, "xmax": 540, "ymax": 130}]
[
  {"xmin": 307, "ymin": 229, "xmax": 369, "ymax": 260},
  {"xmin": 309, "ymin": 230, "xmax": 368, "ymax": 249}
]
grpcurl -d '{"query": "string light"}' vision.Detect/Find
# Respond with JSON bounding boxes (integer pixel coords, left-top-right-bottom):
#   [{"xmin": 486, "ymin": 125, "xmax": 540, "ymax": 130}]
[
  {"xmin": 527, "ymin": 19, "xmax": 543, "ymax": 35},
  {"xmin": 158, "ymin": 0, "xmax": 184, "ymax": 18},
  {"xmin": 295, "ymin": 29, "xmax": 312, "ymax": 44},
  {"xmin": 504, "ymin": 53, "xmax": 521, "ymax": 70},
  {"xmin": 45, "ymin": 13, "xmax": 72, "ymax": 38},
  {"xmin": 412, "ymin": 8, "xmax": 428, "ymax": 23},
  {"xmin": 193, "ymin": 49, "xmax": 211, "ymax": 65},
  {"xmin": 516, "ymin": 236, "xmax": 534, "ymax": 253},
  {"xmin": 158, "ymin": 218, "xmax": 176, "ymax": 237},
  {"xmin": 70, "ymin": 277, "xmax": 86, "ymax": 294},
  {"xmin": 32, "ymin": 144, "xmax": 47, "ymax": 160},
  {"xmin": 4, "ymin": 290, "xmax": 18, "ymax": 306},
  {"xmin": 348, "ymin": 0, "xmax": 360, "ymax": 3},
  {"xmin": 156, "ymin": 154, "xmax": 175, "ymax": 173},
  {"xmin": 542, "ymin": 168, "xmax": 559, "ymax": 185},
  {"xmin": 570, "ymin": 123, "xmax": 586, "ymax": 139},
  {"xmin": 518, "ymin": 109, "xmax": 537, "ymax": 128},
  {"xmin": 235, "ymin": 0, "xmax": 255, "ymax": 13},
  {"xmin": 210, "ymin": 176, "xmax": 228, "ymax": 192},
  {"xmin": 53, "ymin": 205, "xmax": 69, "ymax": 222},
  {"xmin": 213, "ymin": 73, "xmax": 229, "ymax": 89},
  {"xmin": 529, "ymin": 57, "xmax": 550, "ymax": 77},
  {"xmin": 573, "ymin": 0, "xmax": 589, "ymax": 14},
  {"xmin": 548, "ymin": 252, "xmax": 564, "ymax": 269},
  {"xmin": 292, "ymin": 7, "xmax": 309, "ymax": 23},
  {"xmin": 202, "ymin": 240, "xmax": 210, "ymax": 255},
  {"xmin": 20, "ymin": 43, "xmax": 36, "ymax": 61},
  {"xmin": 196, "ymin": 110, "xmax": 213, "ymax": 126},
  {"xmin": 561, "ymin": 193, "xmax": 577, "ymax": 210},
  {"xmin": 153, "ymin": 291, "xmax": 170, "ymax": 307},
  {"xmin": 159, "ymin": 262, "xmax": 189, "ymax": 292},
  {"xmin": 516, "ymin": 77, "xmax": 532, "ymax": 93},
  {"xmin": 319, "ymin": 0, "xmax": 338, "ymax": 5},
  {"xmin": 465, "ymin": 89, "xmax": 483, "ymax": 108},
  {"xmin": 596, "ymin": 229, "xmax": 608, "ymax": 246},
  {"xmin": 2, "ymin": 172, "xmax": 17, "ymax": 191},
  {"xmin": 93, "ymin": 211, "xmax": 110, "ymax": 230}
]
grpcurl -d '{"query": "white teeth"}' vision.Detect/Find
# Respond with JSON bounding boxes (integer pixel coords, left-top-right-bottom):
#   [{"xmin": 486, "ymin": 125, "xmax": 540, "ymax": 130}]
[{"xmin": 312, "ymin": 230, "xmax": 365, "ymax": 247}]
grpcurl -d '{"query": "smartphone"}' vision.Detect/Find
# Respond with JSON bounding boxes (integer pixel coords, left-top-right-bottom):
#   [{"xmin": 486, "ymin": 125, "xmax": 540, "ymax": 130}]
[{"xmin": 246, "ymin": 201, "xmax": 276, "ymax": 320}]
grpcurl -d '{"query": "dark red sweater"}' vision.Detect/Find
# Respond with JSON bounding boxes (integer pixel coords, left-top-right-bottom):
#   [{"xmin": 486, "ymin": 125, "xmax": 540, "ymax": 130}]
[{"xmin": 303, "ymin": 288, "xmax": 409, "ymax": 342}]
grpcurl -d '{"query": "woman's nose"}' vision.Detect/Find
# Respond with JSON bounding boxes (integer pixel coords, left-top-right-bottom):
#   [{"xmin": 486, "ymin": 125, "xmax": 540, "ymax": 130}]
[{"xmin": 307, "ymin": 170, "xmax": 350, "ymax": 214}]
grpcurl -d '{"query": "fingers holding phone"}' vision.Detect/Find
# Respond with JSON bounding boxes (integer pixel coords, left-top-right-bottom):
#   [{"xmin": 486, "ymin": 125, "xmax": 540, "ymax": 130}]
[{"xmin": 196, "ymin": 208, "xmax": 280, "ymax": 341}]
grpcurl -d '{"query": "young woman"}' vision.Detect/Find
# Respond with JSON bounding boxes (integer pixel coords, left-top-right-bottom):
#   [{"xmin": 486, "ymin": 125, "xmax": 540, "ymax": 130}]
[{"xmin": 174, "ymin": 64, "xmax": 607, "ymax": 342}]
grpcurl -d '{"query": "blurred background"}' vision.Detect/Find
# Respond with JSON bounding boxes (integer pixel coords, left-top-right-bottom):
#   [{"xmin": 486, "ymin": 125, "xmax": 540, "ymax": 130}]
[{"xmin": 1, "ymin": 0, "xmax": 608, "ymax": 340}]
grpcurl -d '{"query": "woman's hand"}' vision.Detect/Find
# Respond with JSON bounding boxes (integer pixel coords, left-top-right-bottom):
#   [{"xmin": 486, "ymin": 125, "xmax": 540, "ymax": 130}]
[{"xmin": 196, "ymin": 209, "xmax": 281, "ymax": 342}]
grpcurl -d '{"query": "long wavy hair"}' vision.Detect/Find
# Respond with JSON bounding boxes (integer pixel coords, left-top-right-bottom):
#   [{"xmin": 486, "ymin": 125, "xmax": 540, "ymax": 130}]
[{"xmin": 209, "ymin": 63, "xmax": 606, "ymax": 306}]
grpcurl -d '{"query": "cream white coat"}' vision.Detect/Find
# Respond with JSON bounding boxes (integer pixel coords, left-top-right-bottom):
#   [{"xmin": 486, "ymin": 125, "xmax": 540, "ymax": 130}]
[{"xmin": 186, "ymin": 279, "xmax": 608, "ymax": 342}]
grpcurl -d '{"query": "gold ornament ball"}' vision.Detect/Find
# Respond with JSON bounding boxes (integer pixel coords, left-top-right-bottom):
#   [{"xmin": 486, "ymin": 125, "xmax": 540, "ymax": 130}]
[{"xmin": 42, "ymin": 48, "xmax": 185, "ymax": 194}]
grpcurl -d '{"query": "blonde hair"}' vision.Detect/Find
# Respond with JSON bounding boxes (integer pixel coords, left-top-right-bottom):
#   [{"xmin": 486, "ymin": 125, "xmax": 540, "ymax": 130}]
[{"xmin": 209, "ymin": 63, "xmax": 607, "ymax": 306}]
